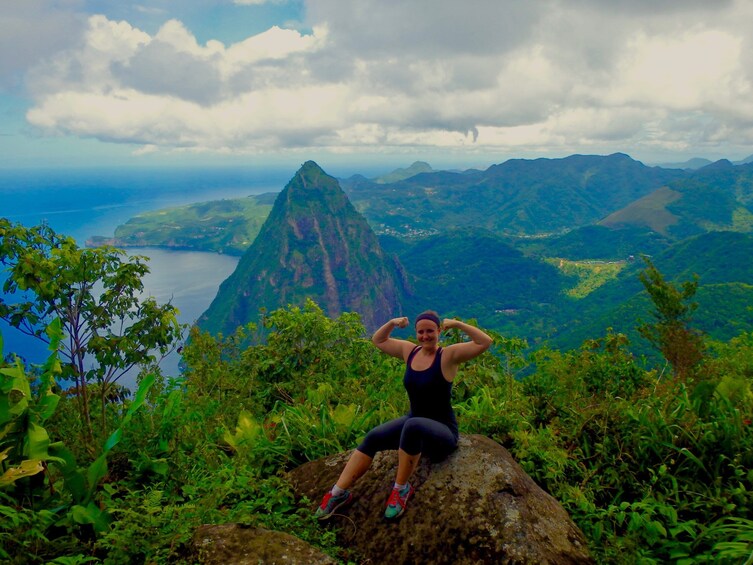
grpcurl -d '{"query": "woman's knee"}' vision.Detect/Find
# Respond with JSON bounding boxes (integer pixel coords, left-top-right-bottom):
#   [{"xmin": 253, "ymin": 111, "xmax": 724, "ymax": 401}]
[
  {"xmin": 357, "ymin": 432, "xmax": 379, "ymax": 458},
  {"xmin": 399, "ymin": 418, "xmax": 427, "ymax": 454},
  {"xmin": 358, "ymin": 419, "xmax": 403, "ymax": 457},
  {"xmin": 401, "ymin": 417, "xmax": 439, "ymax": 437},
  {"xmin": 400, "ymin": 417, "xmax": 456, "ymax": 456}
]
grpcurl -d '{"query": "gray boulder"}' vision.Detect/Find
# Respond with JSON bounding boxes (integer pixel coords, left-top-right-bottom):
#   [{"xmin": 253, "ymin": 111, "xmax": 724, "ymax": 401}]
[
  {"xmin": 193, "ymin": 524, "xmax": 336, "ymax": 564},
  {"xmin": 288, "ymin": 434, "xmax": 593, "ymax": 564}
]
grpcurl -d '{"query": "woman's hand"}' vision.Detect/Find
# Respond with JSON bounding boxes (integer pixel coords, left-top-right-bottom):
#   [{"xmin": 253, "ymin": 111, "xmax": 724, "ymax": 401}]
[
  {"xmin": 442, "ymin": 318, "xmax": 458, "ymax": 330},
  {"xmin": 372, "ymin": 316, "xmax": 414, "ymax": 360},
  {"xmin": 393, "ymin": 317, "xmax": 409, "ymax": 329}
]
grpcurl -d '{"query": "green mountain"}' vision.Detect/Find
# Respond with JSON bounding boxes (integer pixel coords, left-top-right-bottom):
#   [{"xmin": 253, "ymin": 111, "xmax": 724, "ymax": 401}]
[
  {"xmin": 601, "ymin": 161, "xmax": 753, "ymax": 239},
  {"xmin": 531, "ymin": 225, "xmax": 672, "ymax": 260},
  {"xmin": 343, "ymin": 153, "xmax": 686, "ymax": 237},
  {"xmin": 656, "ymin": 157, "xmax": 713, "ymax": 170},
  {"xmin": 552, "ymin": 231, "xmax": 753, "ymax": 350},
  {"xmin": 198, "ymin": 161, "xmax": 409, "ymax": 335},
  {"xmin": 92, "ymin": 153, "xmax": 688, "ymax": 253},
  {"xmin": 373, "ymin": 161, "xmax": 433, "ymax": 184},
  {"xmin": 395, "ymin": 228, "xmax": 568, "ymax": 341}
]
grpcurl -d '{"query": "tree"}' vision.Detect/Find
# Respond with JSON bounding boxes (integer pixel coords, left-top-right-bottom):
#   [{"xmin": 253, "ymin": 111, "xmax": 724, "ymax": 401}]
[
  {"xmin": 0, "ymin": 219, "xmax": 183, "ymax": 450},
  {"xmin": 637, "ymin": 257, "xmax": 705, "ymax": 380}
]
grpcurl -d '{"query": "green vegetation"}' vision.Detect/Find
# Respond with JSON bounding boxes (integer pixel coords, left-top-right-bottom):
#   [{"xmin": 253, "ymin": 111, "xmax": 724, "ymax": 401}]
[
  {"xmin": 88, "ymin": 195, "xmax": 273, "ymax": 255},
  {"xmin": 545, "ymin": 257, "xmax": 626, "ymax": 298},
  {"xmin": 344, "ymin": 153, "xmax": 685, "ymax": 237},
  {"xmin": 0, "ymin": 219, "xmax": 183, "ymax": 452},
  {"xmin": 603, "ymin": 163, "xmax": 753, "ymax": 241},
  {"xmin": 400, "ymin": 227, "xmax": 564, "ymax": 313},
  {"xmin": 551, "ymin": 231, "xmax": 753, "ymax": 354},
  {"xmin": 2, "ymin": 221, "xmax": 753, "ymax": 563},
  {"xmin": 528, "ymin": 225, "xmax": 672, "ymax": 261}
]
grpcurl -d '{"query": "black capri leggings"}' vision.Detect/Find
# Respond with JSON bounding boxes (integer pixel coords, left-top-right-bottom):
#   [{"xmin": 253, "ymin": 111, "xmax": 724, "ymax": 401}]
[{"xmin": 357, "ymin": 415, "xmax": 458, "ymax": 459}]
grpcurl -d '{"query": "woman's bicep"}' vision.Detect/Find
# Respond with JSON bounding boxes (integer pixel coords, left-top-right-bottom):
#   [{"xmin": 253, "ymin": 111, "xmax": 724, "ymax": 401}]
[
  {"xmin": 444, "ymin": 341, "xmax": 488, "ymax": 364},
  {"xmin": 376, "ymin": 338, "xmax": 414, "ymax": 360}
]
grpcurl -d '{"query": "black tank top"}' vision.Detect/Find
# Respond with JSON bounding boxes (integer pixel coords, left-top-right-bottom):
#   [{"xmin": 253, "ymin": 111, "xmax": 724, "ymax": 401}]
[{"xmin": 404, "ymin": 346, "xmax": 459, "ymax": 438}]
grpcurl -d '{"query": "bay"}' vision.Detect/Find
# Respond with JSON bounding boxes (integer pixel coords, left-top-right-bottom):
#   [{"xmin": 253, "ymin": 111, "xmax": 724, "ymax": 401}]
[{"xmin": 0, "ymin": 166, "xmax": 289, "ymax": 390}]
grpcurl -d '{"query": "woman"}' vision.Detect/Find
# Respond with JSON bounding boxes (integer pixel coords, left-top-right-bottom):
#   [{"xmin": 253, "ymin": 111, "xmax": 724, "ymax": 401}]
[{"xmin": 315, "ymin": 310, "xmax": 493, "ymax": 521}]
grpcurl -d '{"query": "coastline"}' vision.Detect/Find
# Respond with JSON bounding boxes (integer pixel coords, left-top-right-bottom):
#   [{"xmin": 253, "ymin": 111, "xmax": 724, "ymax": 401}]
[{"xmin": 85, "ymin": 236, "xmax": 242, "ymax": 256}]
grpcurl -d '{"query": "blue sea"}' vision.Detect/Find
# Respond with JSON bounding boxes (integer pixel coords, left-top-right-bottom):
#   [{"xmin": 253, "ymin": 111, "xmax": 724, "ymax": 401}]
[{"xmin": 0, "ymin": 166, "xmax": 292, "ymax": 390}]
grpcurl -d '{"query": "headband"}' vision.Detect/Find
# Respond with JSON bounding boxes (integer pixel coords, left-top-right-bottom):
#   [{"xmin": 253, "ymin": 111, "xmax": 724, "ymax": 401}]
[{"xmin": 415, "ymin": 312, "xmax": 441, "ymax": 327}]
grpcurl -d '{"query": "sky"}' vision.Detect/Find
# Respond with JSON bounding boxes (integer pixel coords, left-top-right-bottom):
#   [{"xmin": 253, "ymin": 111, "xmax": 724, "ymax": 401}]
[{"xmin": 2, "ymin": 0, "xmax": 753, "ymax": 171}]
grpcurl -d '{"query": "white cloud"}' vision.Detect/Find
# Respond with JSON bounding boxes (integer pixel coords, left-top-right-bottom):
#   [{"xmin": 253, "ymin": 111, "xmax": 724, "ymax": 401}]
[
  {"xmin": 613, "ymin": 29, "xmax": 743, "ymax": 109},
  {"xmin": 19, "ymin": 0, "xmax": 753, "ymax": 160}
]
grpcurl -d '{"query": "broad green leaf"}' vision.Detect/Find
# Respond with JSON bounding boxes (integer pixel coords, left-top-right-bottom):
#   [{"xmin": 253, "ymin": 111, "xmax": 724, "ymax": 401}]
[
  {"xmin": 87, "ymin": 453, "xmax": 108, "ymax": 494},
  {"xmin": 149, "ymin": 459, "xmax": 169, "ymax": 476},
  {"xmin": 27, "ymin": 422, "xmax": 51, "ymax": 460},
  {"xmin": 224, "ymin": 410, "xmax": 261, "ymax": 450},
  {"xmin": 48, "ymin": 443, "xmax": 86, "ymax": 504},
  {"xmin": 45, "ymin": 317, "xmax": 63, "ymax": 348},
  {"xmin": 0, "ymin": 459, "xmax": 44, "ymax": 488},
  {"xmin": 125, "ymin": 373, "xmax": 155, "ymax": 419},
  {"xmin": 162, "ymin": 389, "xmax": 182, "ymax": 420},
  {"xmin": 71, "ymin": 503, "xmax": 100, "ymax": 525},
  {"xmin": 36, "ymin": 392, "xmax": 61, "ymax": 423},
  {"xmin": 332, "ymin": 403, "xmax": 357, "ymax": 427}
]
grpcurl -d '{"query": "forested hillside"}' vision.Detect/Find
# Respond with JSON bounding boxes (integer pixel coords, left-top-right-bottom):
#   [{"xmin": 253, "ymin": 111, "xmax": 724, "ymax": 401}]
[
  {"xmin": 602, "ymin": 160, "xmax": 753, "ymax": 239},
  {"xmin": 2, "ymin": 219, "xmax": 752, "ymax": 563},
  {"xmin": 87, "ymin": 193, "xmax": 275, "ymax": 255},
  {"xmin": 342, "ymin": 153, "xmax": 686, "ymax": 236},
  {"xmin": 552, "ymin": 231, "xmax": 753, "ymax": 352}
]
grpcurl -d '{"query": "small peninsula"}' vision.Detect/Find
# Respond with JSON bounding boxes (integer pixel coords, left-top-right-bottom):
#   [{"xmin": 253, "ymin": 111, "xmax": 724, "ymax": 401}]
[{"xmin": 87, "ymin": 193, "xmax": 276, "ymax": 255}]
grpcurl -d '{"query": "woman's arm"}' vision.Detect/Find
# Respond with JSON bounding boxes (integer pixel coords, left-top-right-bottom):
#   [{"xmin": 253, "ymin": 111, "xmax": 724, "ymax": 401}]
[
  {"xmin": 442, "ymin": 319, "xmax": 493, "ymax": 367},
  {"xmin": 372, "ymin": 317, "xmax": 415, "ymax": 361}
]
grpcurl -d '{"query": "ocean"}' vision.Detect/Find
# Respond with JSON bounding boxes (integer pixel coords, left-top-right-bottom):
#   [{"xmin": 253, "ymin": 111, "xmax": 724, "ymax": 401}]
[{"xmin": 0, "ymin": 166, "xmax": 292, "ymax": 390}]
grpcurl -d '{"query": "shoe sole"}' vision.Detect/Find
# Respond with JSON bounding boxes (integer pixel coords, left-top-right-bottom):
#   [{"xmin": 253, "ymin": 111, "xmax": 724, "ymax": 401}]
[{"xmin": 316, "ymin": 494, "xmax": 353, "ymax": 521}]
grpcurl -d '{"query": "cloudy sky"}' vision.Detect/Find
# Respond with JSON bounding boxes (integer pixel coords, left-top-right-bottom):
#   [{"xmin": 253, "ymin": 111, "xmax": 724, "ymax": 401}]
[{"xmin": 2, "ymin": 0, "xmax": 753, "ymax": 170}]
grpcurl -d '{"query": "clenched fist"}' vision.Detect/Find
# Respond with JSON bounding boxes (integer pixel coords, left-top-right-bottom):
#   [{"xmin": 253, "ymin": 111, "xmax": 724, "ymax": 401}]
[{"xmin": 393, "ymin": 317, "xmax": 409, "ymax": 328}]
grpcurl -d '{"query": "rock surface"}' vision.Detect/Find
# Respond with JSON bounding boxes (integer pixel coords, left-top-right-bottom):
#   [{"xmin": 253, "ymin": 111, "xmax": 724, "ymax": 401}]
[
  {"xmin": 193, "ymin": 524, "xmax": 336, "ymax": 565},
  {"xmin": 288, "ymin": 434, "xmax": 593, "ymax": 564}
]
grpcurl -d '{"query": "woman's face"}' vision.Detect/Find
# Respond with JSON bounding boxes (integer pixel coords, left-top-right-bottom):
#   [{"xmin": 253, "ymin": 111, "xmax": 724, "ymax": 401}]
[{"xmin": 415, "ymin": 319, "xmax": 440, "ymax": 348}]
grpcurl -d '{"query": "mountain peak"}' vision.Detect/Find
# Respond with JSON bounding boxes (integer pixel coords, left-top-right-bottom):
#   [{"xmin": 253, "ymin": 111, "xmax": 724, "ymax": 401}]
[
  {"xmin": 374, "ymin": 161, "xmax": 434, "ymax": 184},
  {"xmin": 198, "ymin": 162, "xmax": 408, "ymax": 334},
  {"xmin": 700, "ymin": 159, "xmax": 734, "ymax": 171},
  {"xmin": 298, "ymin": 160, "xmax": 325, "ymax": 175},
  {"xmin": 291, "ymin": 160, "xmax": 332, "ymax": 189}
]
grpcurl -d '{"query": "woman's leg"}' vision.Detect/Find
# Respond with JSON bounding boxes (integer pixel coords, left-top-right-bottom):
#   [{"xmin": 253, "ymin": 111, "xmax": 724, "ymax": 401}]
[
  {"xmin": 316, "ymin": 417, "xmax": 409, "ymax": 519},
  {"xmin": 335, "ymin": 415, "xmax": 409, "ymax": 489},
  {"xmin": 395, "ymin": 448, "xmax": 421, "ymax": 484},
  {"xmin": 386, "ymin": 417, "xmax": 456, "ymax": 519},
  {"xmin": 395, "ymin": 417, "xmax": 457, "ymax": 484},
  {"xmin": 335, "ymin": 449, "xmax": 373, "ymax": 490}
]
